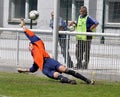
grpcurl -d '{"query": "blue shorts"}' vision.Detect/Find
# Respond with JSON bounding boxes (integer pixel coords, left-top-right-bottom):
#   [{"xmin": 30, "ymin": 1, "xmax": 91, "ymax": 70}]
[{"xmin": 42, "ymin": 58, "xmax": 62, "ymax": 78}]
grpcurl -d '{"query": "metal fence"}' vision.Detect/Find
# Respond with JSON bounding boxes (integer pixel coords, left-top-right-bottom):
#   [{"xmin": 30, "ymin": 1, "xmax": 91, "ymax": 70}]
[{"xmin": 0, "ymin": 28, "xmax": 120, "ymax": 82}]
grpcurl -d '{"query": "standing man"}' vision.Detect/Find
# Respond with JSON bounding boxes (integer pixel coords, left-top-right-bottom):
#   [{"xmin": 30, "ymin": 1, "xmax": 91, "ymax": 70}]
[
  {"xmin": 49, "ymin": 11, "xmax": 73, "ymax": 68},
  {"xmin": 69, "ymin": 6, "xmax": 99, "ymax": 69}
]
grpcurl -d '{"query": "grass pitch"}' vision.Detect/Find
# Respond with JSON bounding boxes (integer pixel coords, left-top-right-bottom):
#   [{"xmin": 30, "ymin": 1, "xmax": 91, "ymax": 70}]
[{"xmin": 0, "ymin": 72, "xmax": 120, "ymax": 97}]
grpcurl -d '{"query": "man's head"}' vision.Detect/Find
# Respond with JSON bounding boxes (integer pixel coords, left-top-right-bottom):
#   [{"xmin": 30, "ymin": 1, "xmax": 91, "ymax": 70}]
[
  {"xmin": 51, "ymin": 11, "xmax": 54, "ymax": 19},
  {"xmin": 79, "ymin": 6, "xmax": 87, "ymax": 17},
  {"xmin": 29, "ymin": 42, "xmax": 33, "ymax": 51}
]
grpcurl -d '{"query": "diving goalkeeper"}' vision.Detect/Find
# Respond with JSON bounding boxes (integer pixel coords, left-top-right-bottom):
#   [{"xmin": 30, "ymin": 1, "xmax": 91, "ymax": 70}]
[{"xmin": 18, "ymin": 18, "xmax": 95, "ymax": 85}]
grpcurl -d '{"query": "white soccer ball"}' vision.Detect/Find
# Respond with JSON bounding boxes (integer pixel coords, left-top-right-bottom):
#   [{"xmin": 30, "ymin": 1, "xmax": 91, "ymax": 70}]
[
  {"xmin": 69, "ymin": 24, "xmax": 75, "ymax": 31},
  {"xmin": 69, "ymin": 25, "xmax": 75, "ymax": 31},
  {"xmin": 29, "ymin": 10, "xmax": 39, "ymax": 20}
]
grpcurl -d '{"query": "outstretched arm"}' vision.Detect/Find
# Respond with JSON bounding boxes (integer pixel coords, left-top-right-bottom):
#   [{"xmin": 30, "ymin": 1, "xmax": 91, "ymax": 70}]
[
  {"xmin": 17, "ymin": 68, "xmax": 30, "ymax": 73},
  {"xmin": 19, "ymin": 18, "xmax": 41, "ymax": 44},
  {"xmin": 17, "ymin": 63, "xmax": 39, "ymax": 73}
]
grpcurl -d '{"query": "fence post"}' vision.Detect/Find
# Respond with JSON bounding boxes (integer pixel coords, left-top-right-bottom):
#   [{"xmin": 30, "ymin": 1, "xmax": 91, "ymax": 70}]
[
  {"xmin": 65, "ymin": 0, "xmax": 69, "ymax": 66},
  {"xmin": 29, "ymin": 0, "xmax": 33, "ymax": 29},
  {"xmin": 101, "ymin": 0, "xmax": 105, "ymax": 44},
  {"xmin": 53, "ymin": 0, "xmax": 60, "ymax": 60},
  {"xmin": 16, "ymin": 32, "xmax": 20, "ymax": 65}
]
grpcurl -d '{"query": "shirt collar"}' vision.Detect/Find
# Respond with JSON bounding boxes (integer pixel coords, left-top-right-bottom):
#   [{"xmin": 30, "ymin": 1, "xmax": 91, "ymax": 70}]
[{"xmin": 80, "ymin": 14, "xmax": 87, "ymax": 18}]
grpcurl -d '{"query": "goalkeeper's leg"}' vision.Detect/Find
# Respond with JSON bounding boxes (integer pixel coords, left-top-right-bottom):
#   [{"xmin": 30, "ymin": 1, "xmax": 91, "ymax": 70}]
[
  {"xmin": 57, "ymin": 75, "xmax": 77, "ymax": 85},
  {"xmin": 65, "ymin": 69, "xmax": 95, "ymax": 84},
  {"xmin": 53, "ymin": 72, "xmax": 76, "ymax": 85}
]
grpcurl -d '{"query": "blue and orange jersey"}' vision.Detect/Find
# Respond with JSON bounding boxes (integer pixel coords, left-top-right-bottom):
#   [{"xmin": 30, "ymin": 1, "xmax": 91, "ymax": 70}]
[{"xmin": 24, "ymin": 29, "xmax": 50, "ymax": 71}]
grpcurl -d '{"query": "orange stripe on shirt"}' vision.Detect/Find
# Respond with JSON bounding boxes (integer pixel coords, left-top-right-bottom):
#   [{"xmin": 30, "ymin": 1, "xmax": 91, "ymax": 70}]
[{"xmin": 25, "ymin": 29, "xmax": 35, "ymax": 36}]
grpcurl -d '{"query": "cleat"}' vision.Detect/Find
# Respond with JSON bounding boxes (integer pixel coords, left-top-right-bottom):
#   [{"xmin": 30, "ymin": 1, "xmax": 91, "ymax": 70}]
[
  {"xmin": 69, "ymin": 80, "xmax": 77, "ymax": 85},
  {"xmin": 90, "ymin": 80, "xmax": 95, "ymax": 85},
  {"xmin": 61, "ymin": 79, "xmax": 77, "ymax": 85},
  {"xmin": 86, "ymin": 79, "xmax": 91, "ymax": 84},
  {"xmin": 86, "ymin": 80, "xmax": 95, "ymax": 85}
]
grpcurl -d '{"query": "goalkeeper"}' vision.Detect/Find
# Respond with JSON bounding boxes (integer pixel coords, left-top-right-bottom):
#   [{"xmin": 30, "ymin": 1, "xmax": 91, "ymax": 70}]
[{"xmin": 18, "ymin": 18, "xmax": 95, "ymax": 85}]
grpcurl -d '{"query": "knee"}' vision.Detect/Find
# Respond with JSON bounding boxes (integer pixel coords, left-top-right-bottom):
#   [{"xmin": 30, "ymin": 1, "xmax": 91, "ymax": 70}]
[
  {"xmin": 58, "ymin": 65, "xmax": 67, "ymax": 73},
  {"xmin": 53, "ymin": 72, "xmax": 59, "ymax": 78}
]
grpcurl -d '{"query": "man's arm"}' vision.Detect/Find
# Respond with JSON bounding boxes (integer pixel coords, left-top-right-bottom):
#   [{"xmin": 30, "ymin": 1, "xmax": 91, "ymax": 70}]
[
  {"xmin": 90, "ymin": 24, "xmax": 98, "ymax": 31},
  {"xmin": 24, "ymin": 29, "xmax": 40, "ymax": 44},
  {"xmin": 88, "ymin": 16, "xmax": 99, "ymax": 31},
  {"xmin": 17, "ymin": 63, "xmax": 39, "ymax": 73},
  {"xmin": 19, "ymin": 18, "xmax": 41, "ymax": 44},
  {"xmin": 68, "ymin": 21, "xmax": 77, "ymax": 27},
  {"xmin": 17, "ymin": 68, "xmax": 30, "ymax": 73}
]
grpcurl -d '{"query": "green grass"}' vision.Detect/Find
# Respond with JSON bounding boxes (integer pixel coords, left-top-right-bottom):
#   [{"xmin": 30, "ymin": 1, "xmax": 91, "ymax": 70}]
[{"xmin": 0, "ymin": 72, "xmax": 120, "ymax": 97}]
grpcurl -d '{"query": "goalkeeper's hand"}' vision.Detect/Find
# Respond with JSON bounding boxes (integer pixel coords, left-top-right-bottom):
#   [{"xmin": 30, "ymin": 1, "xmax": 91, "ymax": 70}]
[
  {"xmin": 17, "ymin": 68, "xmax": 29, "ymax": 73},
  {"xmin": 19, "ymin": 18, "xmax": 25, "ymax": 28}
]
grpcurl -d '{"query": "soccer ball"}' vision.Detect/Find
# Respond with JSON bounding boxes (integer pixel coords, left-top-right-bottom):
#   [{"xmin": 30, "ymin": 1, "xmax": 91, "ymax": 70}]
[
  {"xmin": 69, "ymin": 24, "xmax": 76, "ymax": 31},
  {"xmin": 29, "ymin": 10, "xmax": 39, "ymax": 20},
  {"xmin": 69, "ymin": 25, "xmax": 75, "ymax": 31}
]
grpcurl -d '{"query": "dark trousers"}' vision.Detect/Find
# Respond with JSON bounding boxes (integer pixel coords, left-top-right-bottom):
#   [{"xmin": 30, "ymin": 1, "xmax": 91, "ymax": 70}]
[
  {"xmin": 59, "ymin": 34, "xmax": 73, "ymax": 68},
  {"xmin": 75, "ymin": 40, "xmax": 91, "ymax": 69}
]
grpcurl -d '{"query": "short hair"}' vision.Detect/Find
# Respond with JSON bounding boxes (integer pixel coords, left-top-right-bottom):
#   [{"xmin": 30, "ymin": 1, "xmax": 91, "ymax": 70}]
[
  {"xmin": 80, "ymin": 6, "xmax": 87, "ymax": 10},
  {"xmin": 80, "ymin": 6, "xmax": 87, "ymax": 14},
  {"xmin": 51, "ymin": 11, "xmax": 54, "ymax": 16}
]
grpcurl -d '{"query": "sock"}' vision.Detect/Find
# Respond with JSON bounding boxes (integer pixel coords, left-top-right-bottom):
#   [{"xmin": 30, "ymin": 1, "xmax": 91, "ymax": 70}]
[
  {"xmin": 57, "ymin": 75, "xmax": 71, "ymax": 83},
  {"xmin": 65, "ymin": 69, "xmax": 91, "ymax": 83}
]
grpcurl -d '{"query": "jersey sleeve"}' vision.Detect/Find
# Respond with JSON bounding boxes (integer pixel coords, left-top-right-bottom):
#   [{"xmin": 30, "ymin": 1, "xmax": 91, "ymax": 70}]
[
  {"xmin": 88, "ymin": 16, "xmax": 99, "ymax": 25},
  {"xmin": 24, "ymin": 29, "xmax": 41, "ymax": 44}
]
